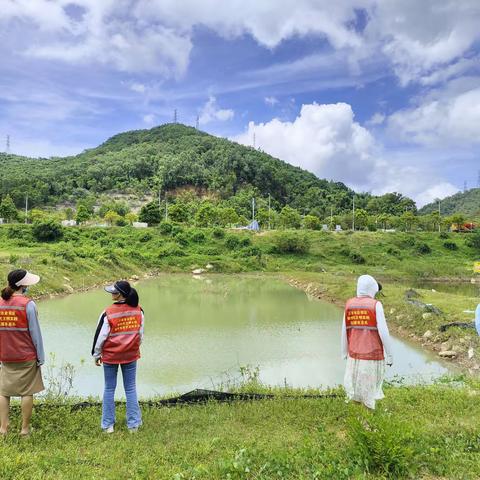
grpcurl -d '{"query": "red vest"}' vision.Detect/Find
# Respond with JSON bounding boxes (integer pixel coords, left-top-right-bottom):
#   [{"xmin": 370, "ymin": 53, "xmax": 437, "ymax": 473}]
[
  {"xmin": 102, "ymin": 303, "xmax": 142, "ymax": 364},
  {"xmin": 345, "ymin": 296, "xmax": 384, "ymax": 361},
  {"xmin": 0, "ymin": 295, "xmax": 37, "ymax": 362}
]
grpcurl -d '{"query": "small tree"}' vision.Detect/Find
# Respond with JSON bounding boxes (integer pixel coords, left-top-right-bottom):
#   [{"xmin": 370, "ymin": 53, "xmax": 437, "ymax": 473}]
[
  {"xmin": 279, "ymin": 206, "xmax": 302, "ymax": 229},
  {"xmin": 139, "ymin": 201, "xmax": 161, "ymax": 225},
  {"xmin": 125, "ymin": 212, "xmax": 137, "ymax": 225},
  {"xmin": 65, "ymin": 208, "xmax": 74, "ymax": 220},
  {"xmin": 195, "ymin": 202, "xmax": 217, "ymax": 227},
  {"xmin": 104, "ymin": 210, "xmax": 121, "ymax": 226},
  {"xmin": 0, "ymin": 194, "xmax": 18, "ymax": 223},
  {"xmin": 168, "ymin": 203, "xmax": 190, "ymax": 223},
  {"xmin": 303, "ymin": 214, "xmax": 321, "ymax": 230},
  {"xmin": 76, "ymin": 205, "xmax": 91, "ymax": 225}
]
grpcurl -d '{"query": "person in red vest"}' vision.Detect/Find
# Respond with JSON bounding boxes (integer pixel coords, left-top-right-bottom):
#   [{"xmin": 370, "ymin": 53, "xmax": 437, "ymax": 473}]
[
  {"xmin": 0, "ymin": 269, "xmax": 45, "ymax": 436},
  {"xmin": 92, "ymin": 280, "xmax": 144, "ymax": 433},
  {"xmin": 341, "ymin": 274, "xmax": 393, "ymax": 409}
]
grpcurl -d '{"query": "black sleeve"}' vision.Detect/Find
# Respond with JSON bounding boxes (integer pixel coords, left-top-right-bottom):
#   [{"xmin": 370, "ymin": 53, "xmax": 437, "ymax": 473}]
[{"xmin": 91, "ymin": 312, "xmax": 106, "ymax": 356}]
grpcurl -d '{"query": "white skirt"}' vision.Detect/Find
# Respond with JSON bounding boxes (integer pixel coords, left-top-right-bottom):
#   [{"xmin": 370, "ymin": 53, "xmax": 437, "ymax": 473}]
[{"xmin": 344, "ymin": 356, "xmax": 385, "ymax": 409}]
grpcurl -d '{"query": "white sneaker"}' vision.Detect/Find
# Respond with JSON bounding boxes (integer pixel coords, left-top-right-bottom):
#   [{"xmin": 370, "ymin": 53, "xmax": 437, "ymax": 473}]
[
  {"xmin": 104, "ymin": 425, "xmax": 114, "ymax": 434},
  {"xmin": 128, "ymin": 427, "xmax": 138, "ymax": 434}
]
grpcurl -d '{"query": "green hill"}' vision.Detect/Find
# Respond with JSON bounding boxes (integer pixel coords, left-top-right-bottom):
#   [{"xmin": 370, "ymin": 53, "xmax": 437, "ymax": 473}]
[
  {"xmin": 420, "ymin": 188, "xmax": 480, "ymax": 218},
  {"xmin": 0, "ymin": 123, "xmax": 413, "ymax": 216}
]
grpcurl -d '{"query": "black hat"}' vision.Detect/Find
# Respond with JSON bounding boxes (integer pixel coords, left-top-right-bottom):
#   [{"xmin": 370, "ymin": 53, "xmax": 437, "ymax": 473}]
[{"xmin": 104, "ymin": 280, "xmax": 131, "ymax": 297}]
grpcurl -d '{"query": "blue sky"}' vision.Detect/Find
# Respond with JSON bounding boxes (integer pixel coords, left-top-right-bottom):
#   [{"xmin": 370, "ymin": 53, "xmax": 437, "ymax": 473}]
[{"xmin": 1, "ymin": 1, "xmax": 479, "ymax": 206}]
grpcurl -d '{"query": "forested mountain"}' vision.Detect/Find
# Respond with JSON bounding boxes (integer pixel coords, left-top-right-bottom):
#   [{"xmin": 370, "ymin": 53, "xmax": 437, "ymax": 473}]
[
  {"xmin": 420, "ymin": 188, "xmax": 480, "ymax": 218},
  {"xmin": 0, "ymin": 123, "xmax": 414, "ymax": 217}
]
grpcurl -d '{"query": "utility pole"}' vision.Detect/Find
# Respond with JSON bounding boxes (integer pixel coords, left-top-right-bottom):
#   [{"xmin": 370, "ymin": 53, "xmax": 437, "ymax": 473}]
[
  {"xmin": 330, "ymin": 206, "xmax": 333, "ymax": 230},
  {"xmin": 352, "ymin": 196, "xmax": 355, "ymax": 231},
  {"xmin": 252, "ymin": 197, "xmax": 255, "ymax": 222},
  {"xmin": 438, "ymin": 199, "xmax": 441, "ymax": 233},
  {"xmin": 158, "ymin": 187, "xmax": 161, "ymax": 208},
  {"xmin": 268, "ymin": 193, "xmax": 271, "ymax": 230},
  {"xmin": 24, "ymin": 193, "xmax": 28, "ymax": 224}
]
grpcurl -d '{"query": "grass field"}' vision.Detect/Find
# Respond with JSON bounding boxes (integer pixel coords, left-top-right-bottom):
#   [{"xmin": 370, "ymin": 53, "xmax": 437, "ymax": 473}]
[{"xmin": 1, "ymin": 381, "xmax": 480, "ymax": 480}]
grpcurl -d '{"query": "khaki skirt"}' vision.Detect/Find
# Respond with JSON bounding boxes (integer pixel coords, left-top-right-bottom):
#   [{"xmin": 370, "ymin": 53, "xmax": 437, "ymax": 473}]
[{"xmin": 0, "ymin": 361, "xmax": 45, "ymax": 396}]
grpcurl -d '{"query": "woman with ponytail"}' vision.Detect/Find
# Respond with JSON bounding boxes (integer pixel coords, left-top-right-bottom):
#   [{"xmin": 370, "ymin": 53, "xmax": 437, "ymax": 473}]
[
  {"xmin": 92, "ymin": 280, "xmax": 144, "ymax": 433},
  {"xmin": 0, "ymin": 269, "xmax": 44, "ymax": 436}
]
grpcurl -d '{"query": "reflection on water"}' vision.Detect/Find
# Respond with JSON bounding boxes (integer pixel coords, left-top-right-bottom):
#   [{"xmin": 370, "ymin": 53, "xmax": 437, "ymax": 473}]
[{"xmin": 38, "ymin": 274, "xmax": 451, "ymax": 398}]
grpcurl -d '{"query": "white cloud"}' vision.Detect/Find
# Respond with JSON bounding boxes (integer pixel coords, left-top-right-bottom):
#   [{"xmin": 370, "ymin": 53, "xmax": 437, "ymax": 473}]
[
  {"xmin": 388, "ymin": 80, "xmax": 480, "ymax": 146},
  {"xmin": 143, "ymin": 114, "xmax": 156, "ymax": 125},
  {"xmin": 234, "ymin": 102, "xmax": 377, "ymax": 188},
  {"xmin": 367, "ymin": 112, "xmax": 385, "ymax": 126},
  {"xmin": 130, "ymin": 83, "xmax": 146, "ymax": 94},
  {"xmin": 199, "ymin": 96, "xmax": 234, "ymax": 125},
  {"xmin": 264, "ymin": 96, "xmax": 279, "ymax": 106},
  {"xmin": 1, "ymin": 1, "xmax": 479, "ymax": 84},
  {"xmin": 233, "ymin": 102, "xmax": 461, "ymax": 206}
]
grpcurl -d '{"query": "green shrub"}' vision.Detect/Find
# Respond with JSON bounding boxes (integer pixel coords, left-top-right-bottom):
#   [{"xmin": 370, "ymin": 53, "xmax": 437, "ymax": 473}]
[
  {"xmin": 350, "ymin": 252, "xmax": 366, "ymax": 264},
  {"xmin": 272, "ymin": 232, "xmax": 310, "ymax": 254},
  {"xmin": 175, "ymin": 232, "xmax": 189, "ymax": 247},
  {"xmin": 465, "ymin": 232, "xmax": 480, "ymax": 251},
  {"xmin": 32, "ymin": 220, "xmax": 64, "ymax": 242},
  {"xmin": 138, "ymin": 232, "xmax": 153, "ymax": 243},
  {"xmin": 225, "ymin": 235, "xmax": 241, "ymax": 250},
  {"xmin": 6, "ymin": 224, "xmax": 33, "ymax": 241},
  {"xmin": 212, "ymin": 227, "xmax": 225, "ymax": 239},
  {"xmin": 159, "ymin": 221, "xmax": 173, "ymax": 235},
  {"xmin": 347, "ymin": 414, "xmax": 415, "ymax": 478},
  {"xmin": 239, "ymin": 236, "xmax": 252, "ymax": 247},
  {"xmin": 416, "ymin": 243, "xmax": 431, "ymax": 254},
  {"xmin": 439, "ymin": 232, "xmax": 449, "ymax": 239},
  {"xmin": 190, "ymin": 230, "xmax": 206, "ymax": 243},
  {"xmin": 443, "ymin": 241, "xmax": 458, "ymax": 251}
]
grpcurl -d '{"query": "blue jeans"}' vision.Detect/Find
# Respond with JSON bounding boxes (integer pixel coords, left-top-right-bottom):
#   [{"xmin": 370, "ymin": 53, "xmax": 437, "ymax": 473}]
[{"xmin": 102, "ymin": 361, "xmax": 142, "ymax": 430}]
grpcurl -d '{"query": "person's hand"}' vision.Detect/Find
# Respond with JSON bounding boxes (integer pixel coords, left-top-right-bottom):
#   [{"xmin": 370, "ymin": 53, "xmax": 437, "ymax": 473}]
[{"xmin": 95, "ymin": 357, "xmax": 103, "ymax": 366}]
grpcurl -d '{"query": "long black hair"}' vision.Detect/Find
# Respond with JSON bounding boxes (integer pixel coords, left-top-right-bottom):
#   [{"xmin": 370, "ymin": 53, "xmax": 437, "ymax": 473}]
[
  {"xmin": 1, "ymin": 269, "xmax": 26, "ymax": 301},
  {"xmin": 114, "ymin": 281, "xmax": 139, "ymax": 307}
]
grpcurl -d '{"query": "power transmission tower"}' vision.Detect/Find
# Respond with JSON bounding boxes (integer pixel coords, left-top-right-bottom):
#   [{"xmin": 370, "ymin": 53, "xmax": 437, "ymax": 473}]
[
  {"xmin": 253, "ymin": 131, "xmax": 256, "ymax": 149},
  {"xmin": 173, "ymin": 109, "xmax": 177, "ymax": 124},
  {"xmin": 477, "ymin": 170, "xmax": 480, "ymax": 188},
  {"xmin": 195, "ymin": 115, "xmax": 199, "ymax": 130},
  {"xmin": 6, "ymin": 135, "xmax": 10, "ymax": 153},
  {"xmin": 463, "ymin": 180, "xmax": 467, "ymax": 193}
]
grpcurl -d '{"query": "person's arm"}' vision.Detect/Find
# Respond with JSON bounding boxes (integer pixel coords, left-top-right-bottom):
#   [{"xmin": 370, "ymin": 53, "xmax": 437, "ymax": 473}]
[
  {"xmin": 139, "ymin": 309, "xmax": 145, "ymax": 344},
  {"xmin": 475, "ymin": 304, "xmax": 480, "ymax": 336},
  {"xmin": 341, "ymin": 313, "xmax": 348, "ymax": 360},
  {"xmin": 27, "ymin": 301, "xmax": 45, "ymax": 366},
  {"xmin": 376, "ymin": 302, "xmax": 393, "ymax": 365},
  {"xmin": 92, "ymin": 313, "xmax": 110, "ymax": 359}
]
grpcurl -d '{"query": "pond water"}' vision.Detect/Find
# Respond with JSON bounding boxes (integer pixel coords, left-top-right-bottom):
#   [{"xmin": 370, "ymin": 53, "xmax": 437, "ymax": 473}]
[
  {"xmin": 38, "ymin": 274, "xmax": 451, "ymax": 398},
  {"xmin": 411, "ymin": 280, "xmax": 480, "ymax": 297}
]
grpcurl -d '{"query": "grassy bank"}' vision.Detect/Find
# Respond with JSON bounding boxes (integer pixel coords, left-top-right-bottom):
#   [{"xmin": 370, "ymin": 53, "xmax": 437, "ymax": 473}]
[
  {"xmin": 1, "ymin": 225, "xmax": 478, "ymax": 295},
  {"xmin": 1, "ymin": 382, "xmax": 480, "ymax": 479}
]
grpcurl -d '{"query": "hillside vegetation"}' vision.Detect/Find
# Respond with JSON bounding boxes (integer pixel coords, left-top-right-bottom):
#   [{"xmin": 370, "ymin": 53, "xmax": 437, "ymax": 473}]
[
  {"xmin": 421, "ymin": 188, "xmax": 480, "ymax": 218},
  {"xmin": 0, "ymin": 124, "xmax": 414, "ymax": 218}
]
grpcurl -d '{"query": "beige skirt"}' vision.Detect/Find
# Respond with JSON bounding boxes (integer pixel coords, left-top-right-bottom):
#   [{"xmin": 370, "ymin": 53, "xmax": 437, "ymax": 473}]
[{"xmin": 0, "ymin": 361, "xmax": 45, "ymax": 396}]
